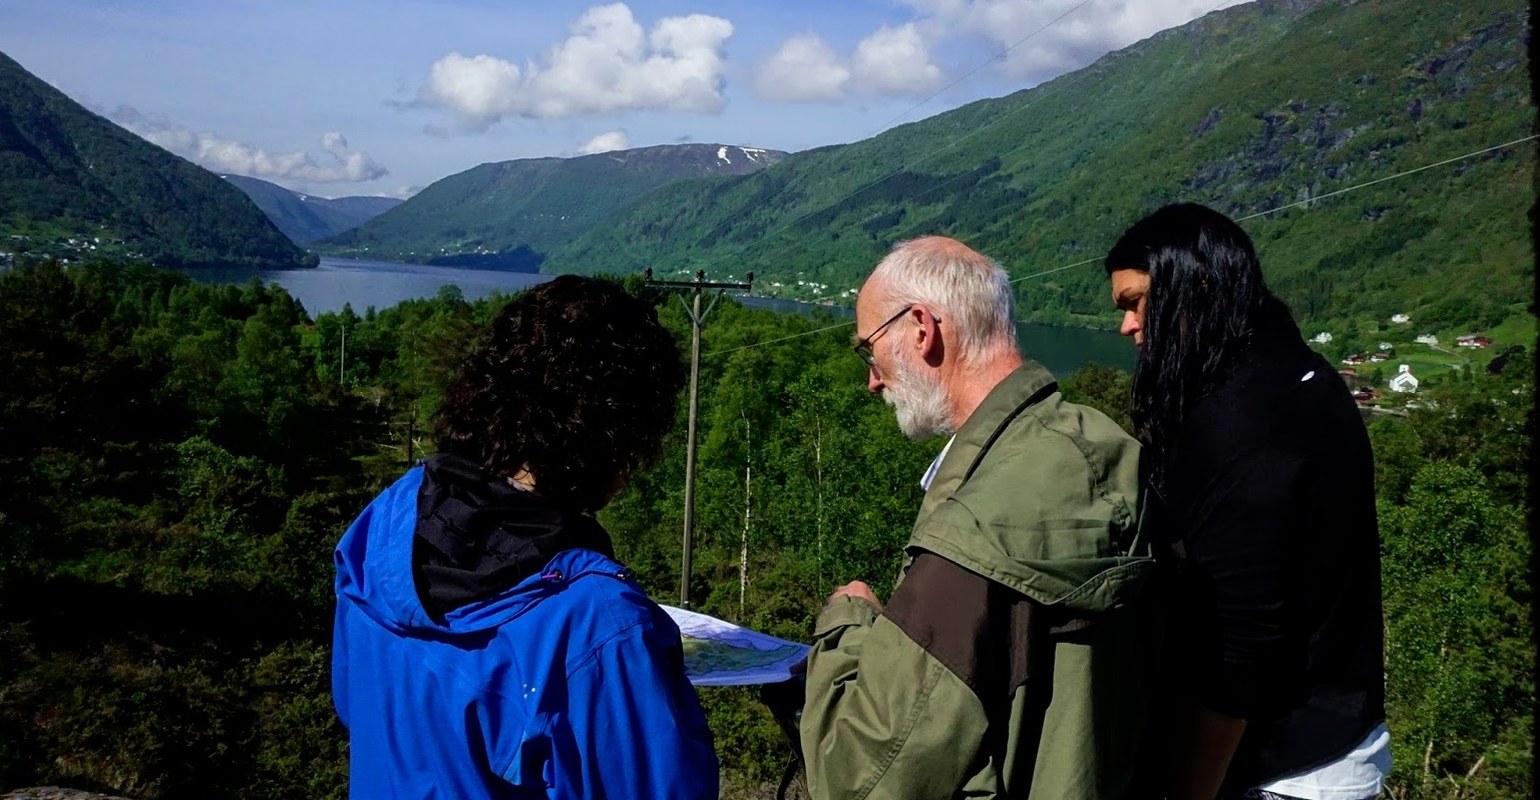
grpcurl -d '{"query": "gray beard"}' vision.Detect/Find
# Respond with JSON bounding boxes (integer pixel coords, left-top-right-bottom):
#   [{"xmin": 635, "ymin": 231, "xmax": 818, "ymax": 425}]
[{"xmin": 884, "ymin": 349, "xmax": 953, "ymax": 440}]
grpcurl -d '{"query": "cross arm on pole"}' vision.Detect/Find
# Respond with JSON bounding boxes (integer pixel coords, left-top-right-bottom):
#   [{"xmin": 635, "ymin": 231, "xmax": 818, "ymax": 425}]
[
  {"xmin": 645, "ymin": 268, "xmax": 753, "ymax": 325},
  {"xmin": 643, "ymin": 265, "xmax": 754, "ymax": 293}
]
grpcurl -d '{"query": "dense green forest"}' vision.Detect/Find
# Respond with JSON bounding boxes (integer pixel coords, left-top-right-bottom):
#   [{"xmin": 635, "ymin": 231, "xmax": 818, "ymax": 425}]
[
  {"xmin": 0, "ymin": 53, "xmax": 313, "ymax": 271},
  {"xmin": 0, "ymin": 261, "xmax": 1530, "ymax": 799},
  {"xmin": 548, "ymin": 0, "xmax": 1533, "ymax": 340}
]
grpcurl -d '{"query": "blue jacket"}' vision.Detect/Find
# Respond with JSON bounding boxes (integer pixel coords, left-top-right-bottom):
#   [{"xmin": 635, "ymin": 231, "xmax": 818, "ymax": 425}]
[{"xmin": 332, "ymin": 464, "xmax": 719, "ymax": 799}]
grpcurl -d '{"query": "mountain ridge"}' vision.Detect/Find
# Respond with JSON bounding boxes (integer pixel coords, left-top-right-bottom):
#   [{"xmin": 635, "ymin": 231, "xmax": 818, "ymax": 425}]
[
  {"xmin": 317, "ymin": 143, "xmax": 787, "ymax": 268},
  {"xmin": 0, "ymin": 50, "xmax": 314, "ymax": 270},
  {"xmin": 219, "ymin": 173, "xmax": 401, "ymax": 244}
]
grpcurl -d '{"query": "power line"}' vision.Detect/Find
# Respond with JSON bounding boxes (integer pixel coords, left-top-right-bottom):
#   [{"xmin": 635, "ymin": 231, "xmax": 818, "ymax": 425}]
[
  {"xmin": 706, "ymin": 319, "xmax": 855, "ymax": 358},
  {"xmin": 1009, "ymin": 257, "xmax": 1102, "ymax": 284},
  {"xmin": 1008, "ymin": 133, "xmax": 1540, "ymax": 283},
  {"xmin": 704, "ymin": 132, "xmax": 1537, "ymax": 357},
  {"xmin": 1233, "ymin": 134, "xmax": 1539, "ymax": 222}
]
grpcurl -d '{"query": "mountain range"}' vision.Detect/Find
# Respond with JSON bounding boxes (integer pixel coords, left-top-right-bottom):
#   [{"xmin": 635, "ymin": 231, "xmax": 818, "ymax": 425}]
[
  {"xmin": 0, "ymin": 0, "xmax": 1531, "ymax": 337},
  {"xmin": 219, "ymin": 173, "xmax": 401, "ymax": 244},
  {"xmin": 540, "ymin": 0, "xmax": 1531, "ymax": 334},
  {"xmin": 0, "ymin": 50, "xmax": 311, "ymax": 270},
  {"xmin": 317, "ymin": 144, "xmax": 787, "ymax": 270}
]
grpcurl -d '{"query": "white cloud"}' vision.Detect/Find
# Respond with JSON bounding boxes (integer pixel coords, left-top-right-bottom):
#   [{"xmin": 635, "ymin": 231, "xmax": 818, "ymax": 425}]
[
  {"xmin": 112, "ymin": 106, "xmax": 388, "ymax": 184},
  {"xmin": 383, "ymin": 185, "xmax": 423, "ymax": 200},
  {"xmin": 902, "ymin": 0, "xmax": 1222, "ymax": 84},
  {"xmin": 573, "ymin": 129, "xmax": 631, "ymax": 155},
  {"xmin": 852, "ymin": 24, "xmax": 943, "ymax": 95},
  {"xmin": 755, "ymin": 24, "xmax": 942, "ymax": 102},
  {"xmin": 417, "ymin": 3, "xmax": 733, "ymax": 130},
  {"xmin": 755, "ymin": 35, "xmax": 851, "ymax": 102},
  {"xmin": 757, "ymin": 0, "xmax": 1232, "ymax": 104}
]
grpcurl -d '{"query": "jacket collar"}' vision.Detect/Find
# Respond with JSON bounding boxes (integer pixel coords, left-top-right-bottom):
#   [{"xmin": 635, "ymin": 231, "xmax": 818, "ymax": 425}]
[
  {"xmin": 903, "ymin": 360, "xmax": 1153, "ymax": 611},
  {"xmin": 414, "ymin": 453, "xmax": 615, "ymax": 620},
  {"xmin": 917, "ymin": 361, "xmax": 1058, "ymax": 520}
]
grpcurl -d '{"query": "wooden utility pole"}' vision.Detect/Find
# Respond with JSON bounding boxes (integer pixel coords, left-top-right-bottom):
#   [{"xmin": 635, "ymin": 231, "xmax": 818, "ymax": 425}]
[{"xmin": 643, "ymin": 268, "xmax": 753, "ymax": 608}]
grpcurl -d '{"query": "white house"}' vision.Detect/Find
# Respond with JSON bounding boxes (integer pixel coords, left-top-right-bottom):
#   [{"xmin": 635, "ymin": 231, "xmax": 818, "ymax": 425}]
[
  {"xmin": 1377, "ymin": 342, "xmax": 1394, "ymax": 351},
  {"xmin": 1389, "ymin": 364, "xmax": 1419, "ymax": 393},
  {"xmin": 1391, "ymin": 314, "xmax": 1411, "ymax": 324},
  {"xmin": 1312, "ymin": 332, "xmax": 1334, "ymax": 344},
  {"xmin": 1415, "ymin": 334, "xmax": 1439, "ymax": 346}
]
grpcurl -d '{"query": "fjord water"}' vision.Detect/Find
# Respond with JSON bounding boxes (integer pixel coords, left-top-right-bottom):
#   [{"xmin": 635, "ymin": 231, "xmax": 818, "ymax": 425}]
[
  {"xmin": 192, "ymin": 256, "xmax": 554, "ymax": 315},
  {"xmin": 199, "ymin": 257, "xmax": 1132, "ymax": 376}
]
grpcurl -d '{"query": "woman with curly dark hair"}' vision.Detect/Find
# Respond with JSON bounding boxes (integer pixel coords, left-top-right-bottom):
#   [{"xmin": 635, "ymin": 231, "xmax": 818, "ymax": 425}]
[
  {"xmin": 1106, "ymin": 204, "xmax": 1388, "ymax": 800},
  {"xmin": 331, "ymin": 275, "xmax": 717, "ymax": 800}
]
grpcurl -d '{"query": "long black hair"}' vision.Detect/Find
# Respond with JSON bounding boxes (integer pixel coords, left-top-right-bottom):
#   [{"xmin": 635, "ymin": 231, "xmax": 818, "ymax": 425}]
[
  {"xmin": 1105, "ymin": 203, "xmax": 1292, "ymax": 478},
  {"xmin": 435, "ymin": 275, "xmax": 686, "ymax": 513}
]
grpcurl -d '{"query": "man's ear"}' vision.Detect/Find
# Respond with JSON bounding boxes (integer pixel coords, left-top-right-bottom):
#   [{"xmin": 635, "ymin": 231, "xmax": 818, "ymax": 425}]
[{"xmin": 915, "ymin": 305, "xmax": 943, "ymax": 364}]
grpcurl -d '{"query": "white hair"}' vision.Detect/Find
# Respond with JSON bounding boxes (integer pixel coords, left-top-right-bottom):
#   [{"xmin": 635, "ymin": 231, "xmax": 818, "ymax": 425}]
[{"xmin": 868, "ymin": 236, "xmax": 1017, "ymax": 360}]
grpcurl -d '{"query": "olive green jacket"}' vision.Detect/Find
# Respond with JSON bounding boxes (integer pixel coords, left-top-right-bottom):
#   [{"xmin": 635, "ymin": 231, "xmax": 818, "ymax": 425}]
[{"xmin": 801, "ymin": 362, "xmax": 1156, "ymax": 800}]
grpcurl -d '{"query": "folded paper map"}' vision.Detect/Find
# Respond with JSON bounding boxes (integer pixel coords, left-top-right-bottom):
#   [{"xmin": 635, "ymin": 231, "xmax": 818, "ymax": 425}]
[{"xmin": 661, "ymin": 605, "xmax": 810, "ymax": 686}]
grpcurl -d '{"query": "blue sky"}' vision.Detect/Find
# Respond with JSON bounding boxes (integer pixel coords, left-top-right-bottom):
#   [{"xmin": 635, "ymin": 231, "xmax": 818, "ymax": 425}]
[{"xmin": 0, "ymin": 0, "xmax": 1235, "ymax": 198}]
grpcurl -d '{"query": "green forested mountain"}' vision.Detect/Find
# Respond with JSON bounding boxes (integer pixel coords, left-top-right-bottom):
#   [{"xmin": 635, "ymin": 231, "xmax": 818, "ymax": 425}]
[
  {"xmin": 219, "ymin": 174, "xmax": 401, "ymax": 244},
  {"xmin": 0, "ymin": 51, "xmax": 314, "ymax": 269},
  {"xmin": 319, "ymin": 144, "xmax": 787, "ymax": 269},
  {"xmin": 550, "ymin": 0, "xmax": 1533, "ymax": 337}
]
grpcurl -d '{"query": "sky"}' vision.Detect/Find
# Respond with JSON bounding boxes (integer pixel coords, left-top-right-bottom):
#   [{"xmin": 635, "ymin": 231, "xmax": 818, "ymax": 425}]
[{"xmin": 0, "ymin": 0, "xmax": 1239, "ymax": 199}]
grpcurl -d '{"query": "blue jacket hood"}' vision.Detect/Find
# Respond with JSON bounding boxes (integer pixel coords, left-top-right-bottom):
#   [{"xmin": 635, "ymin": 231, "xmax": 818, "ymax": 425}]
[
  {"xmin": 336, "ymin": 466, "xmax": 561, "ymax": 636},
  {"xmin": 335, "ymin": 457, "xmax": 623, "ymax": 637}
]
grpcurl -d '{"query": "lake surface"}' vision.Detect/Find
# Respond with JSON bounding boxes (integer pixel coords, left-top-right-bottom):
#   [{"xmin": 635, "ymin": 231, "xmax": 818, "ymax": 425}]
[
  {"xmin": 190, "ymin": 257, "xmax": 553, "ymax": 315},
  {"xmin": 198, "ymin": 258, "xmax": 1132, "ymax": 376}
]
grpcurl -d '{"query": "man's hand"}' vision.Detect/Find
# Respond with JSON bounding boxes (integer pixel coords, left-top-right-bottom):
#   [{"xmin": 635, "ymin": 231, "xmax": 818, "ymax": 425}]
[{"xmin": 827, "ymin": 580, "xmax": 883, "ymax": 612}]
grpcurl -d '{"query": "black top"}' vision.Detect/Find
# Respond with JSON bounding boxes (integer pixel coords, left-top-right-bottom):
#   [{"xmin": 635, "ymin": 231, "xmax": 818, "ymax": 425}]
[
  {"xmin": 412, "ymin": 453, "xmax": 615, "ymax": 619},
  {"xmin": 1155, "ymin": 318, "xmax": 1386, "ymax": 789}
]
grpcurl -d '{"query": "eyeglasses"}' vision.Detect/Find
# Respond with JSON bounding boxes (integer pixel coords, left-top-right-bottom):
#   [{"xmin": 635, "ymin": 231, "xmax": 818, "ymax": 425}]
[{"xmin": 853, "ymin": 304, "xmax": 924, "ymax": 367}]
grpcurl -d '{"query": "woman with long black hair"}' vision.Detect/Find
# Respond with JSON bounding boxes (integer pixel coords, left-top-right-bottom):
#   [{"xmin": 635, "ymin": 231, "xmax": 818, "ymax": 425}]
[{"xmin": 1105, "ymin": 204, "xmax": 1389, "ymax": 800}]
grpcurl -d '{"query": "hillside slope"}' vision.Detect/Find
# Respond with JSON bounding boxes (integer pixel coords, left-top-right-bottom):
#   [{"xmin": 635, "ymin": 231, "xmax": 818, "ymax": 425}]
[
  {"xmin": 319, "ymin": 144, "xmax": 785, "ymax": 269},
  {"xmin": 0, "ymin": 50, "xmax": 313, "ymax": 269},
  {"xmin": 550, "ymin": 0, "xmax": 1532, "ymax": 335},
  {"xmin": 220, "ymin": 173, "xmax": 401, "ymax": 244}
]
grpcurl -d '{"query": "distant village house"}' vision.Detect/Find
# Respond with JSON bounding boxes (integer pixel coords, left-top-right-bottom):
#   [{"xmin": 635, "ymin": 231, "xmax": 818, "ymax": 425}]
[
  {"xmin": 1389, "ymin": 364, "xmax": 1419, "ymax": 393},
  {"xmin": 1339, "ymin": 368, "xmax": 1371, "ymax": 392},
  {"xmin": 1456, "ymin": 334, "xmax": 1494, "ymax": 348}
]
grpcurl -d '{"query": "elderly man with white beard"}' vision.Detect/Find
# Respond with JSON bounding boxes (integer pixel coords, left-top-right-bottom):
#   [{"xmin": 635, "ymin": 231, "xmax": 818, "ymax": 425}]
[{"xmin": 798, "ymin": 236, "xmax": 1158, "ymax": 800}]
